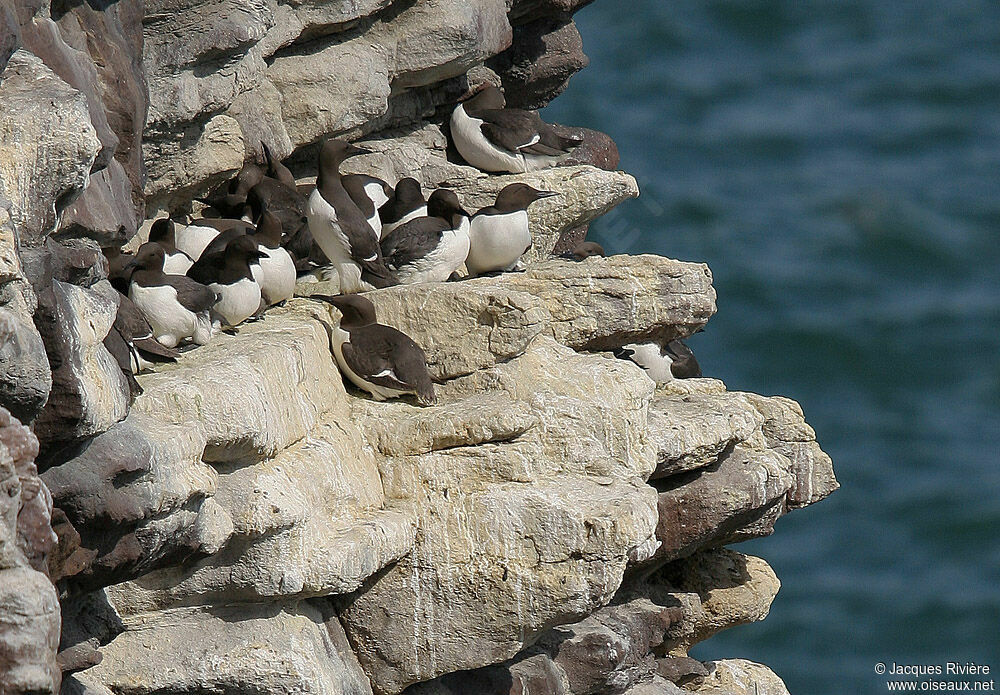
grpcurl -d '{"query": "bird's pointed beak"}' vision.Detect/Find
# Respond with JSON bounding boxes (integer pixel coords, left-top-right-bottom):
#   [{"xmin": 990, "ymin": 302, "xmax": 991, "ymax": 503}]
[
  {"xmin": 537, "ymin": 191, "xmax": 559, "ymax": 199},
  {"xmin": 346, "ymin": 144, "xmax": 372, "ymax": 158}
]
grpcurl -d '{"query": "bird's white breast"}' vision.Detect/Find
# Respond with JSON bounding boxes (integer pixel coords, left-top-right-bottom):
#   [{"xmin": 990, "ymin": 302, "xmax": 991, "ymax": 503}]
[
  {"xmin": 397, "ymin": 218, "xmax": 471, "ymax": 285},
  {"xmin": 129, "ymin": 282, "xmax": 197, "ymax": 348},
  {"xmin": 257, "ymin": 246, "xmax": 296, "ymax": 305},
  {"xmin": 307, "ymin": 189, "xmax": 351, "ymax": 264},
  {"xmin": 364, "ymin": 181, "xmax": 389, "ymax": 238},
  {"xmin": 621, "ymin": 343, "xmax": 675, "ymax": 383},
  {"xmin": 209, "ymin": 277, "xmax": 261, "ymax": 328},
  {"xmin": 163, "ymin": 251, "xmax": 193, "ymax": 275},
  {"xmin": 450, "ymin": 105, "xmax": 526, "ymax": 174},
  {"xmin": 466, "ymin": 211, "xmax": 530, "ymax": 276},
  {"xmin": 174, "ymin": 225, "xmax": 220, "ymax": 261}
]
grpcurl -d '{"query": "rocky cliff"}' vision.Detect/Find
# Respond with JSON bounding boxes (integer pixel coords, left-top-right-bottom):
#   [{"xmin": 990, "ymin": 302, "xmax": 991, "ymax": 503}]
[{"xmin": 0, "ymin": 1, "xmax": 838, "ymax": 694}]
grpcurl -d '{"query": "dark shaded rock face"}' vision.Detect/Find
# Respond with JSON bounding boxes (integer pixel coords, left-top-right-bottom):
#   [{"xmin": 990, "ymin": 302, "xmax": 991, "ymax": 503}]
[
  {"xmin": 0, "ymin": 49, "xmax": 100, "ymax": 248},
  {"xmin": 0, "ymin": 200, "xmax": 52, "ymax": 424},
  {"xmin": 7, "ymin": 0, "xmax": 148, "ymax": 247},
  {"xmin": 0, "ymin": 407, "xmax": 61, "ymax": 695},
  {"xmin": 490, "ymin": 0, "xmax": 596, "ymax": 109}
]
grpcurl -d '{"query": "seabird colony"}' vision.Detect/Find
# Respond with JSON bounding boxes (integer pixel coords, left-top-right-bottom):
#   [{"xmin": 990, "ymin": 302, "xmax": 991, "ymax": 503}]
[{"xmin": 104, "ymin": 82, "xmax": 700, "ymax": 404}]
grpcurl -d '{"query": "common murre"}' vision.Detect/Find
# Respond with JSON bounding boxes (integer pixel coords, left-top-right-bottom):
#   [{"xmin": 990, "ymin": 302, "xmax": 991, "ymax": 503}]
[
  {"xmin": 379, "ymin": 178, "xmax": 427, "ymax": 237},
  {"xmin": 306, "ymin": 139, "xmax": 397, "ymax": 293},
  {"xmin": 126, "ymin": 242, "xmax": 217, "ymax": 348},
  {"xmin": 110, "ymin": 293, "xmax": 181, "ymax": 374},
  {"xmin": 148, "ymin": 218, "xmax": 195, "ymax": 274},
  {"xmin": 466, "ymin": 183, "xmax": 557, "ymax": 277},
  {"xmin": 310, "ymin": 293, "xmax": 436, "ymax": 405},
  {"xmin": 380, "ymin": 189, "xmax": 471, "ymax": 285},
  {"xmin": 614, "ymin": 339, "xmax": 703, "ymax": 383},
  {"xmin": 450, "ymin": 84, "xmax": 583, "ymax": 174},
  {"xmin": 557, "ymin": 241, "xmax": 605, "ymax": 261},
  {"xmin": 186, "ymin": 235, "xmax": 266, "ymax": 330}
]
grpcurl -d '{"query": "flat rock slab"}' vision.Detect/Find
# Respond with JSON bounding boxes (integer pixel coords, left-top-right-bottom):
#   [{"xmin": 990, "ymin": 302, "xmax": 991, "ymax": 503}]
[
  {"xmin": 83, "ymin": 603, "xmax": 373, "ymax": 695},
  {"xmin": 132, "ymin": 300, "xmax": 343, "ymax": 464},
  {"xmin": 647, "ymin": 392, "xmax": 764, "ymax": 479},
  {"xmin": 498, "ymin": 255, "xmax": 715, "ymax": 350},
  {"xmin": 105, "ymin": 415, "xmax": 416, "ymax": 612}
]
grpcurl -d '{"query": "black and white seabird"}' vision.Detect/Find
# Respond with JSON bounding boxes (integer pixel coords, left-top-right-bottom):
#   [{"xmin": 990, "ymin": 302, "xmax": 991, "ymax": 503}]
[
  {"xmin": 380, "ymin": 189, "xmax": 471, "ymax": 285},
  {"xmin": 450, "ymin": 84, "xmax": 583, "ymax": 174},
  {"xmin": 379, "ymin": 178, "xmax": 427, "ymax": 237},
  {"xmin": 109, "ymin": 294, "xmax": 181, "ymax": 383},
  {"xmin": 343, "ymin": 174, "xmax": 393, "ymax": 239},
  {"xmin": 306, "ymin": 139, "xmax": 397, "ymax": 293},
  {"xmin": 466, "ymin": 183, "xmax": 557, "ymax": 277},
  {"xmin": 251, "ymin": 211, "xmax": 296, "ymax": 306},
  {"xmin": 148, "ymin": 218, "xmax": 195, "ymax": 274},
  {"xmin": 126, "ymin": 242, "xmax": 217, "ymax": 348},
  {"xmin": 187, "ymin": 235, "xmax": 266, "ymax": 330},
  {"xmin": 310, "ymin": 293, "xmax": 435, "ymax": 405},
  {"xmin": 557, "ymin": 241, "xmax": 605, "ymax": 261},
  {"xmin": 614, "ymin": 339, "xmax": 702, "ymax": 383}
]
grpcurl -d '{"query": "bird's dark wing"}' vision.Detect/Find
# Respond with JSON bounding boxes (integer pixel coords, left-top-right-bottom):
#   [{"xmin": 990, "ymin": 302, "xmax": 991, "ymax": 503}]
[
  {"xmin": 104, "ymin": 329, "xmax": 143, "ymax": 398},
  {"xmin": 252, "ymin": 179, "xmax": 307, "ymax": 233},
  {"xmin": 343, "ymin": 325, "xmax": 435, "ymax": 403},
  {"xmin": 476, "ymin": 108, "xmax": 543, "ymax": 153},
  {"xmin": 343, "ymin": 216, "xmax": 396, "ymax": 285},
  {"xmin": 343, "ymin": 175, "xmax": 377, "ymax": 220},
  {"xmin": 664, "ymin": 340, "xmax": 702, "ymax": 378},
  {"xmin": 529, "ymin": 115, "xmax": 583, "ymax": 156},
  {"xmin": 379, "ymin": 217, "xmax": 448, "ymax": 270},
  {"xmin": 165, "ymin": 275, "xmax": 218, "ymax": 313},
  {"xmin": 115, "ymin": 295, "xmax": 154, "ymax": 340},
  {"xmin": 612, "ymin": 346, "xmax": 636, "ymax": 361}
]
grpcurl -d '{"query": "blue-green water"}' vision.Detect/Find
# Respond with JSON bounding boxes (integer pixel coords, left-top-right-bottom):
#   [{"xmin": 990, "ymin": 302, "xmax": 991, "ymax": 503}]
[{"xmin": 543, "ymin": 2, "xmax": 1000, "ymax": 692}]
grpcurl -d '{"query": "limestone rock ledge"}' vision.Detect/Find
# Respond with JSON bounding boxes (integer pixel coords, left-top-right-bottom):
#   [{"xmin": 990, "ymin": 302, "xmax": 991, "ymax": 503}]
[{"xmin": 46, "ymin": 255, "xmax": 838, "ymax": 695}]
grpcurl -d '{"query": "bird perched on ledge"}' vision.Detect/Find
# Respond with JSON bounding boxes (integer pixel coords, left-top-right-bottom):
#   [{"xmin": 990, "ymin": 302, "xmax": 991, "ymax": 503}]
[
  {"xmin": 466, "ymin": 183, "xmax": 557, "ymax": 277},
  {"xmin": 309, "ymin": 293, "xmax": 435, "ymax": 406},
  {"xmin": 126, "ymin": 243, "xmax": 216, "ymax": 348},
  {"xmin": 187, "ymin": 235, "xmax": 266, "ymax": 331},
  {"xmin": 450, "ymin": 84, "xmax": 582, "ymax": 174},
  {"xmin": 379, "ymin": 178, "xmax": 427, "ymax": 237},
  {"xmin": 614, "ymin": 339, "xmax": 702, "ymax": 383},
  {"xmin": 307, "ymin": 139, "xmax": 397, "ymax": 293},
  {"xmin": 380, "ymin": 189, "xmax": 471, "ymax": 285},
  {"xmin": 148, "ymin": 218, "xmax": 194, "ymax": 274}
]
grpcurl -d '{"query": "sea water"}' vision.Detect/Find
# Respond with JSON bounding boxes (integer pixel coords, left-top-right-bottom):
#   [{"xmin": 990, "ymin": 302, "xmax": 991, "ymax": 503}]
[{"xmin": 543, "ymin": 1, "xmax": 1000, "ymax": 692}]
